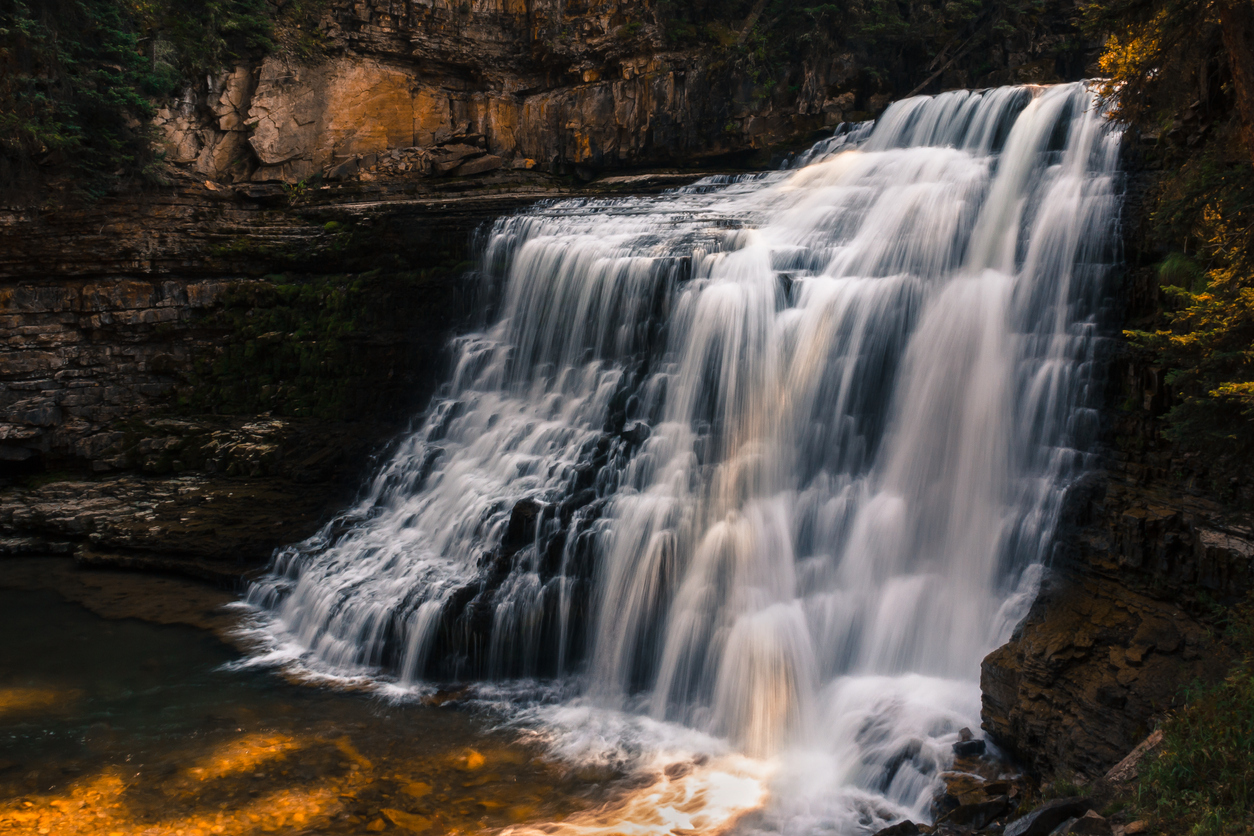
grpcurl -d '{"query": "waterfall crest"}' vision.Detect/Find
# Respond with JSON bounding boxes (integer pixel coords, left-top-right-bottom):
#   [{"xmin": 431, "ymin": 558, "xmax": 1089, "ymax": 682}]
[{"xmin": 247, "ymin": 82, "xmax": 1122, "ymax": 827}]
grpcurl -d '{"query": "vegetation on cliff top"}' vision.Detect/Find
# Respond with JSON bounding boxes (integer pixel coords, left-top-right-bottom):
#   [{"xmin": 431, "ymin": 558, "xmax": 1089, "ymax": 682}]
[
  {"xmin": 0, "ymin": 0, "xmax": 276, "ymax": 199},
  {"xmin": 1091, "ymin": 0, "xmax": 1254, "ymax": 456},
  {"xmin": 659, "ymin": 0, "xmax": 1083, "ymax": 98}
]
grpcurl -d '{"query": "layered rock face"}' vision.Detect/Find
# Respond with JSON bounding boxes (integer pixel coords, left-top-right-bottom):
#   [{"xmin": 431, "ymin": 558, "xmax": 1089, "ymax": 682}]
[
  {"xmin": 155, "ymin": 0, "xmax": 1082, "ymax": 186},
  {"xmin": 159, "ymin": 0, "xmax": 850, "ymax": 185},
  {"xmin": 0, "ymin": 169, "xmax": 708, "ymax": 577},
  {"xmin": 982, "ymin": 468, "xmax": 1253, "ymax": 778}
]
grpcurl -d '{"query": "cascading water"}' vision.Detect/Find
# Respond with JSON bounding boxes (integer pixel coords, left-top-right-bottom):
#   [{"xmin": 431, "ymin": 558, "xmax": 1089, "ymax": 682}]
[{"xmin": 246, "ymin": 82, "xmax": 1122, "ymax": 832}]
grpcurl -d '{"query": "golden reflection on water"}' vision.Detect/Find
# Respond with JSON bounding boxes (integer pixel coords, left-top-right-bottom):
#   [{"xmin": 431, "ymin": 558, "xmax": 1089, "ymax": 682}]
[
  {"xmin": 0, "ymin": 582, "xmax": 769, "ymax": 836},
  {"xmin": 0, "ymin": 688, "xmax": 80, "ymax": 720},
  {"xmin": 0, "ymin": 723, "xmax": 608, "ymax": 836},
  {"xmin": 0, "ymin": 724, "xmax": 771, "ymax": 836},
  {"xmin": 502, "ymin": 756, "xmax": 770, "ymax": 836}
]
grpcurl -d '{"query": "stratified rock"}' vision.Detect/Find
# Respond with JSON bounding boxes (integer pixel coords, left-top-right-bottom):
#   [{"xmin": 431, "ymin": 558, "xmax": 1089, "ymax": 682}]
[
  {"xmin": 453, "ymin": 154, "xmax": 505, "ymax": 177},
  {"xmin": 1003, "ymin": 797, "xmax": 1092, "ymax": 836},
  {"xmin": 982, "ymin": 468, "xmax": 1252, "ymax": 777},
  {"xmin": 433, "ymin": 144, "xmax": 486, "ymax": 173}
]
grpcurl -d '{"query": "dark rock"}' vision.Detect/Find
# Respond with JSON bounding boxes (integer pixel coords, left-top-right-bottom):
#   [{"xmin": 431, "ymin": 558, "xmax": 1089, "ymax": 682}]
[
  {"xmin": 873, "ymin": 822, "xmax": 920, "ymax": 836},
  {"xmin": 503, "ymin": 497, "xmax": 542, "ymax": 552},
  {"xmin": 327, "ymin": 156, "xmax": 360, "ymax": 181},
  {"xmin": 1061, "ymin": 811, "xmax": 1112, "ymax": 836},
  {"xmin": 1004, "ymin": 798, "xmax": 1093, "ymax": 836},
  {"xmin": 622, "ymin": 421, "xmax": 651, "ymax": 445},
  {"xmin": 953, "ymin": 738, "xmax": 986, "ymax": 757},
  {"xmin": 235, "ymin": 183, "xmax": 287, "ymax": 204},
  {"xmin": 453, "ymin": 154, "xmax": 504, "ymax": 177},
  {"xmin": 940, "ymin": 797, "xmax": 1011, "ymax": 830}
]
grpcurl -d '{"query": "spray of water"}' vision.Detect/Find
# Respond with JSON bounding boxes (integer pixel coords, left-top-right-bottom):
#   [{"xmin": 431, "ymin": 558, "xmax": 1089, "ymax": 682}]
[{"xmin": 246, "ymin": 82, "xmax": 1122, "ymax": 832}]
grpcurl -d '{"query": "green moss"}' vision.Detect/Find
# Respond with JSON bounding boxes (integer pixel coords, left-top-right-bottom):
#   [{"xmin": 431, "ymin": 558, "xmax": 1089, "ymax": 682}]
[
  {"xmin": 181, "ymin": 274, "xmax": 362, "ymax": 419},
  {"xmin": 178, "ymin": 260, "xmax": 463, "ymax": 422}
]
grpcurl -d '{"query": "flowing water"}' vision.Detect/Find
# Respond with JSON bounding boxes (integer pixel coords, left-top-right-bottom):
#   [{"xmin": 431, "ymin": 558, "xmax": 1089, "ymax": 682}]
[{"xmin": 247, "ymin": 82, "xmax": 1123, "ymax": 834}]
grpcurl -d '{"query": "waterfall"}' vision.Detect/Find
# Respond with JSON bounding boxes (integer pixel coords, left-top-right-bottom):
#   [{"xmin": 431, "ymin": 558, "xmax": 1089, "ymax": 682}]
[{"xmin": 246, "ymin": 82, "xmax": 1122, "ymax": 830}]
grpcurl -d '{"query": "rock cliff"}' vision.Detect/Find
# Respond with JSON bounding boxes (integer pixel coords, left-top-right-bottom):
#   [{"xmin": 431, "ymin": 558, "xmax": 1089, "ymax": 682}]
[
  {"xmin": 157, "ymin": 0, "xmax": 847, "ymax": 186},
  {"xmin": 980, "ymin": 164, "xmax": 1254, "ymax": 781},
  {"xmin": 0, "ymin": 168, "xmax": 711, "ymax": 577},
  {"xmin": 152, "ymin": 0, "xmax": 1086, "ymax": 186}
]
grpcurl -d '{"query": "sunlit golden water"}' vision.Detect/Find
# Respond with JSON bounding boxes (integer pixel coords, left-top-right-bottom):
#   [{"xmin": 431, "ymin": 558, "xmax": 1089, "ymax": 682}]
[{"xmin": 0, "ymin": 584, "xmax": 633, "ymax": 836}]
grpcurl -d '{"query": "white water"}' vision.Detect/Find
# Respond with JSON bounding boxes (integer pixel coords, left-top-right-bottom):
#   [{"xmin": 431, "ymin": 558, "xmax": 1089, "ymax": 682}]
[{"xmin": 247, "ymin": 83, "xmax": 1122, "ymax": 833}]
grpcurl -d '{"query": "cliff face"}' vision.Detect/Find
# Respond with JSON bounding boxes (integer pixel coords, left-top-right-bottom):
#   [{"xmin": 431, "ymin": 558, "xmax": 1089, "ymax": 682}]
[
  {"xmin": 0, "ymin": 168, "xmax": 712, "ymax": 576},
  {"xmin": 159, "ymin": 0, "xmax": 856, "ymax": 186},
  {"xmin": 980, "ymin": 165, "xmax": 1254, "ymax": 780},
  {"xmin": 981, "ymin": 462, "xmax": 1253, "ymax": 778},
  {"xmin": 153, "ymin": 0, "xmax": 1088, "ymax": 186}
]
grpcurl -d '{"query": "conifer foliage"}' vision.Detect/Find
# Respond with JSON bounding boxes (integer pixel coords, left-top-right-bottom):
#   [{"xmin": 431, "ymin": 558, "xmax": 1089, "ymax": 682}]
[{"xmin": 0, "ymin": 0, "xmax": 273, "ymax": 200}]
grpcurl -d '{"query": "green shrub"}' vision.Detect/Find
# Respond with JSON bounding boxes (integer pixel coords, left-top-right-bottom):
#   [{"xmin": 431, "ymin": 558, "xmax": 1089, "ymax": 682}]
[{"xmin": 1138, "ymin": 605, "xmax": 1254, "ymax": 836}]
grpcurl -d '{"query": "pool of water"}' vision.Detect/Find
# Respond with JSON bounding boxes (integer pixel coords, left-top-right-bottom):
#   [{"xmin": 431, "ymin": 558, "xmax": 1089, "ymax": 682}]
[{"xmin": 0, "ymin": 581, "xmax": 614, "ymax": 836}]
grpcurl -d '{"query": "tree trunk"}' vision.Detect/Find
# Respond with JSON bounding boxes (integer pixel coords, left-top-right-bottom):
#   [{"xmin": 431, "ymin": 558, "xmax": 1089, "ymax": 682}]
[{"xmin": 1218, "ymin": 0, "xmax": 1254, "ymax": 164}]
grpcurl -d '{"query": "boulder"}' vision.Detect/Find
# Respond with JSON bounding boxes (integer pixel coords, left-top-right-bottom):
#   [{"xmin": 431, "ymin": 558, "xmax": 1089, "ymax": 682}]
[
  {"xmin": 940, "ymin": 797, "xmax": 1012, "ymax": 830},
  {"xmin": 433, "ymin": 144, "xmax": 485, "ymax": 173},
  {"xmin": 873, "ymin": 822, "xmax": 920, "ymax": 836},
  {"xmin": 453, "ymin": 154, "xmax": 505, "ymax": 177},
  {"xmin": 953, "ymin": 738, "xmax": 987, "ymax": 757},
  {"xmin": 327, "ymin": 156, "xmax": 360, "ymax": 181},
  {"xmin": 622, "ymin": 421, "xmax": 651, "ymax": 445},
  {"xmin": 1004, "ymin": 798, "xmax": 1093, "ymax": 836}
]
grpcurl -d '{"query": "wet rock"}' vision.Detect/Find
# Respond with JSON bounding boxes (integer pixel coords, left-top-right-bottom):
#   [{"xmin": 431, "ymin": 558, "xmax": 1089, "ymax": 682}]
[
  {"xmin": 502, "ymin": 498, "xmax": 542, "ymax": 552},
  {"xmin": 874, "ymin": 822, "xmax": 921, "ymax": 836},
  {"xmin": 0, "ymin": 469, "xmax": 363, "ymax": 581},
  {"xmin": 953, "ymin": 737, "xmax": 986, "ymax": 757},
  {"xmin": 382, "ymin": 807, "xmax": 432, "ymax": 832},
  {"xmin": 621, "ymin": 421, "xmax": 651, "ymax": 445},
  {"xmin": 1003, "ymin": 797, "xmax": 1093, "ymax": 836},
  {"xmin": 939, "ymin": 797, "xmax": 1011, "ymax": 830}
]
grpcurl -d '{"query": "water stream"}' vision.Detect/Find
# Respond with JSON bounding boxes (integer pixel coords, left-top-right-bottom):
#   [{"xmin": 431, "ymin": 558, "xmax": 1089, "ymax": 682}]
[{"xmin": 246, "ymin": 82, "xmax": 1123, "ymax": 834}]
